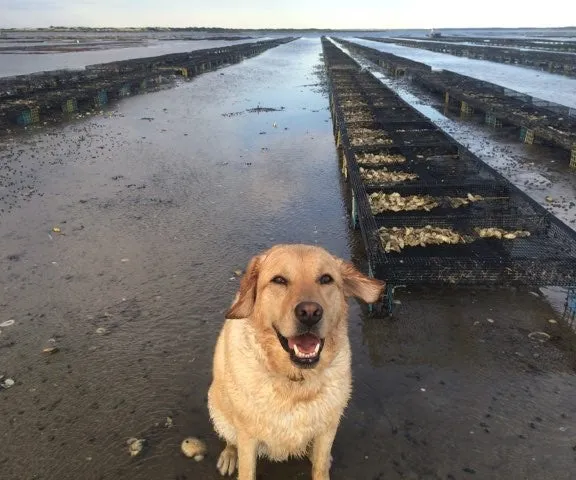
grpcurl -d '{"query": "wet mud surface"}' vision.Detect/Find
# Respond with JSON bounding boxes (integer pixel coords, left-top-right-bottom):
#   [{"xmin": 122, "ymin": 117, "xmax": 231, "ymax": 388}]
[{"xmin": 1, "ymin": 38, "xmax": 576, "ymax": 480}]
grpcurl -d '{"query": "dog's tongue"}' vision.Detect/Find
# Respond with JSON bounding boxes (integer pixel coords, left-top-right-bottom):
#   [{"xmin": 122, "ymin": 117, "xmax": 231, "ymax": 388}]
[{"xmin": 288, "ymin": 333, "xmax": 320, "ymax": 354}]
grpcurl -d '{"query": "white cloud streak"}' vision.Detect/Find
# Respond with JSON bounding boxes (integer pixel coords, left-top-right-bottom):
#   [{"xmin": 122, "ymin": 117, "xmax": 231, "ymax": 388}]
[{"xmin": 0, "ymin": 0, "xmax": 574, "ymax": 29}]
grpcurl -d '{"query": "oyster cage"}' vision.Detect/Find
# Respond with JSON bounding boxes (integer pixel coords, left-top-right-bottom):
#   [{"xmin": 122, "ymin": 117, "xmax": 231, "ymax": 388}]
[{"xmin": 322, "ymin": 37, "xmax": 576, "ymax": 312}]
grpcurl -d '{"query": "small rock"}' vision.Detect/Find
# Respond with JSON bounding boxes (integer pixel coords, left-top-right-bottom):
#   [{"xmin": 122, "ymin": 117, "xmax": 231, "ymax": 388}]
[
  {"xmin": 0, "ymin": 320, "xmax": 15, "ymax": 327},
  {"xmin": 181, "ymin": 437, "xmax": 207, "ymax": 461},
  {"xmin": 545, "ymin": 196, "xmax": 554, "ymax": 203},
  {"xmin": 52, "ymin": 226, "xmax": 61, "ymax": 233},
  {"xmin": 43, "ymin": 347, "xmax": 59, "ymax": 355},
  {"xmin": 121, "ymin": 258, "xmax": 130, "ymax": 263},
  {"xmin": 165, "ymin": 416, "xmax": 174, "ymax": 428},
  {"xmin": 95, "ymin": 327, "xmax": 107, "ymax": 335},
  {"xmin": 233, "ymin": 269, "xmax": 243, "ymax": 277},
  {"xmin": 548, "ymin": 319, "xmax": 558, "ymax": 324},
  {"xmin": 487, "ymin": 318, "xmax": 494, "ymax": 323}
]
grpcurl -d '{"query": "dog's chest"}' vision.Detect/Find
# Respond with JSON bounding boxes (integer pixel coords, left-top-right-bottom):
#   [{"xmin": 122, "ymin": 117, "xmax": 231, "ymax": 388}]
[{"xmin": 248, "ymin": 378, "xmax": 350, "ymax": 460}]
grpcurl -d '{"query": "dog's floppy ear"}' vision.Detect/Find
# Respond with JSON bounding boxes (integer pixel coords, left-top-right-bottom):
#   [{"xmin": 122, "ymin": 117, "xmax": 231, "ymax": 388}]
[
  {"xmin": 340, "ymin": 260, "xmax": 385, "ymax": 304},
  {"xmin": 226, "ymin": 255, "xmax": 262, "ymax": 319}
]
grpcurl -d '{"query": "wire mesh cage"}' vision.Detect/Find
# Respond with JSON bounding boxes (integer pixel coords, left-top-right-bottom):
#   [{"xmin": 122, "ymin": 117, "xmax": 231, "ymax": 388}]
[{"xmin": 322, "ymin": 36, "xmax": 576, "ymax": 292}]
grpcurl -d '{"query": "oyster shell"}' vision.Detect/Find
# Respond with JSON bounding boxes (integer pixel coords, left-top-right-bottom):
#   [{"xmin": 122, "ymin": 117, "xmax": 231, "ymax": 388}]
[
  {"xmin": 356, "ymin": 153, "xmax": 407, "ymax": 165},
  {"xmin": 360, "ymin": 167, "xmax": 418, "ymax": 184},
  {"xmin": 448, "ymin": 193, "xmax": 484, "ymax": 208},
  {"xmin": 181, "ymin": 437, "xmax": 207, "ymax": 461},
  {"xmin": 348, "ymin": 127, "xmax": 393, "ymax": 146},
  {"xmin": 378, "ymin": 226, "xmax": 465, "ymax": 253},
  {"xmin": 475, "ymin": 227, "xmax": 531, "ymax": 239},
  {"xmin": 369, "ymin": 192, "xmax": 439, "ymax": 214}
]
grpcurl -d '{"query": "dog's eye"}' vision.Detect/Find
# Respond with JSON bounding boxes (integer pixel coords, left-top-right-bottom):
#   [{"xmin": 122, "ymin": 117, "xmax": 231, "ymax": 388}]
[
  {"xmin": 319, "ymin": 274, "xmax": 334, "ymax": 285},
  {"xmin": 271, "ymin": 276, "xmax": 288, "ymax": 285}
]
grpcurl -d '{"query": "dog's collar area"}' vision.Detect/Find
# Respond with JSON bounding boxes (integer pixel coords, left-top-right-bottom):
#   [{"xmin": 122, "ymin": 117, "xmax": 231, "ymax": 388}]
[{"xmin": 273, "ymin": 326, "xmax": 325, "ymax": 369}]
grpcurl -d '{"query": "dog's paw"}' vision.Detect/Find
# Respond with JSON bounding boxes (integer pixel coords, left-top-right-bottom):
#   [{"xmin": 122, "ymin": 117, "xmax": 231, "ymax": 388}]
[{"xmin": 217, "ymin": 445, "xmax": 238, "ymax": 476}]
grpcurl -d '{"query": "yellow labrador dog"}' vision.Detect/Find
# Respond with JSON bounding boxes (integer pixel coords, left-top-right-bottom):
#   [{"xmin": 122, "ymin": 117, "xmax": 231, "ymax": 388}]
[{"xmin": 208, "ymin": 244, "xmax": 384, "ymax": 480}]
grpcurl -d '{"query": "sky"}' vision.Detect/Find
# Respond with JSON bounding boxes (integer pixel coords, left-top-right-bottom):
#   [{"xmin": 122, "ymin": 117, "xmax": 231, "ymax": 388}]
[{"xmin": 0, "ymin": 0, "xmax": 574, "ymax": 30}]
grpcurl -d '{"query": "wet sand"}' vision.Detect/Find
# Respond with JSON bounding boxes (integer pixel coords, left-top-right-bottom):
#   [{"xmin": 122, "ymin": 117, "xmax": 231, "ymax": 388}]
[{"xmin": 1, "ymin": 38, "xmax": 576, "ymax": 480}]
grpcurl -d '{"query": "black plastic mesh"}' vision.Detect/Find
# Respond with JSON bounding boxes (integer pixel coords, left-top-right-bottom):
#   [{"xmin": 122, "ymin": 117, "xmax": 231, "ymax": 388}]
[
  {"xmin": 322, "ymin": 37, "xmax": 576, "ymax": 287},
  {"xmin": 336, "ymin": 38, "xmax": 576, "ymax": 150}
]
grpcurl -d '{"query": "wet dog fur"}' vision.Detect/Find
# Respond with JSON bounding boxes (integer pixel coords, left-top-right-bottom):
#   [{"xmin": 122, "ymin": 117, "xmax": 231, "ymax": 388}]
[{"xmin": 207, "ymin": 244, "xmax": 384, "ymax": 480}]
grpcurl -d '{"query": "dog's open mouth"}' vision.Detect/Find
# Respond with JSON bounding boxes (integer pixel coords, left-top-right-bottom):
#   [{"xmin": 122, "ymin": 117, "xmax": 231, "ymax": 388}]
[{"xmin": 275, "ymin": 328, "xmax": 325, "ymax": 367}]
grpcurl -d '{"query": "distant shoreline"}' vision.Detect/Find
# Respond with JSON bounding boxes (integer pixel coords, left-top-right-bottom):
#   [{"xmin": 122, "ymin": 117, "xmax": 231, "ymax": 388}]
[{"xmin": 1, "ymin": 26, "xmax": 575, "ymax": 33}]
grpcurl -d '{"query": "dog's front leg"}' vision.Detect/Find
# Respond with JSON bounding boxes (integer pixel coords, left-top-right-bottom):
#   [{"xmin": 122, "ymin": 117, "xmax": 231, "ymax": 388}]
[
  {"xmin": 310, "ymin": 426, "xmax": 338, "ymax": 480},
  {"xmin": 237, "ymin": 432, "xmax": 258, "ymax": 480}
]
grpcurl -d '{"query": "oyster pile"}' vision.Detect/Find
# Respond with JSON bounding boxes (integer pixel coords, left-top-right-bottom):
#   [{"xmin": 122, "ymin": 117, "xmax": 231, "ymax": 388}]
[
  {"xmin": 342, "ymin": 100, "xmax": 367, "ymax": 109},
  {"xmin": 475, "ymin": 227, "xmax": 531, "ymax": 239},
  {"xmin": 339, "ymin": 93, "xmax": 364, "ymax": 99},
  {"xmin": 360, "ymin": 167, "xmax": 418, "ymax": 184},
  {"xmin": 356, "ymin": 152, "xmax": 407, "ymax": 165},
  {"xmin": 348, "ymin": 127, "xmax": 393, "ymax": 146},
  {"xmin": 343, "ymin": 110, "xmax": 374, "ymax": 123},
  {"xmin": 447, "ymin": 193, "xmax": 484, "ymax": 208},
  {"xmin": 369, "ymin": 192, "xmax": 439, "ymax": 214},
  {"xmin": 378, "ymin": 226, "xmax": 465, "ymax": 253}
]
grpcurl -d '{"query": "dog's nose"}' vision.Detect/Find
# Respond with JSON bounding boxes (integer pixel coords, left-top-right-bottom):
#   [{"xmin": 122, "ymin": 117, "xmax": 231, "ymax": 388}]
[{"xmin": 295, "ymin": 302, "xmax": 323, "ymax": 327}]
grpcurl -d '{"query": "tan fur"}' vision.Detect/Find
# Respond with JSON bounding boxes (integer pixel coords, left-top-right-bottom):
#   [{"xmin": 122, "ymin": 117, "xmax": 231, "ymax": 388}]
[{"xmin": 208, "ymin": 244, "xmax": 385, "ymax": 480}]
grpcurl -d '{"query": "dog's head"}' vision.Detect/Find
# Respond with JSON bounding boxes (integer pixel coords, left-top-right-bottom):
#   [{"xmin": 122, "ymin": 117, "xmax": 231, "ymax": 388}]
[{"xmin": 226, "ymin": 244, "xmax": 385, "ymax": 370}]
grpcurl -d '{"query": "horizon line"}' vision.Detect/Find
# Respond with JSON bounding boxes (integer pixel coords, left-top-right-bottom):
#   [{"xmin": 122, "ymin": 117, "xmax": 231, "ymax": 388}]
[{"xmin": 1, "ymin": 25, "xmax": 575, "ymax": 31}]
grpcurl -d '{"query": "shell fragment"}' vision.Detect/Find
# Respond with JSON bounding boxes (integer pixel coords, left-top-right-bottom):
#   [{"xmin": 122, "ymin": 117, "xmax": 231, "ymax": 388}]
[{"xmin": 181, "ymin": 437, "xmax": 207, "ymax": 461}]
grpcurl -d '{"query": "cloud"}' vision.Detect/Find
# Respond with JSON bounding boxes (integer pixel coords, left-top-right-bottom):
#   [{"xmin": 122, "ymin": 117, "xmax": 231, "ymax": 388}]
[
  {"xmin": 0, "ymin": 0, "xmax": 572, "ymax": 29},
  {"xmin": 0, "ymin": 0, "xmax": 60, "ymax": 10}
]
